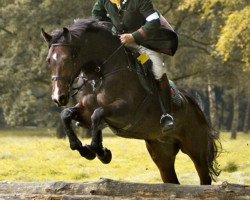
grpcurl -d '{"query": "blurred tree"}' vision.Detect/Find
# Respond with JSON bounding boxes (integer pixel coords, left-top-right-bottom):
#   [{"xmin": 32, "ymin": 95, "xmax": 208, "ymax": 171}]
[
  {"xmin": 243, "ymin": 96, "xmax": 250, "ymax": 133},
  {"xmin": 208, "ymin": 79, "xmax": 219, "ymax": 131},
  {"xmin": 171, "ymin": 0, "xmax": 250, "ymax": 137},
  {"xmin": 0, "ymin": 108, "xmax": 6, "ymax": 128},
  {"xmin": 0, "ymin": 0, "xmax": 249, "ymax": 137},
  {"xmin": 0, "ymin": 0, "xmax": 94, "ymax": 127}
]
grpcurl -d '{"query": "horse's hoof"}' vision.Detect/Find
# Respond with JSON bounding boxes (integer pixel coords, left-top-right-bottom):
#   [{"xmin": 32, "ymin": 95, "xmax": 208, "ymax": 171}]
[
  {"xmin": 97, "ymin": 148, "xmax": 112, "ymax": 164},
  {"xmin": 79, "ymin": 145, "xmax": 96, "ymax": 160}
]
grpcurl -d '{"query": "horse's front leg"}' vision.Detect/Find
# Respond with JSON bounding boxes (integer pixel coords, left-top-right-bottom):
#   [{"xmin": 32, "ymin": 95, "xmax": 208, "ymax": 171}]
[
  {"xmin": 91, "ymin": 99, "xmax": 128, "ymax": 164},
  {"xmin": 61, "ymin": 105, "xmax": 96, "ymax": 160}
]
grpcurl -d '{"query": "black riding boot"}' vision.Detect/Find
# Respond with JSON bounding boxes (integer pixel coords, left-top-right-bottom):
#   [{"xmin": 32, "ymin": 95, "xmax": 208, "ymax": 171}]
[{"xmin": 157, "ymin": 74, "xmax": 175, "ymax": 132}]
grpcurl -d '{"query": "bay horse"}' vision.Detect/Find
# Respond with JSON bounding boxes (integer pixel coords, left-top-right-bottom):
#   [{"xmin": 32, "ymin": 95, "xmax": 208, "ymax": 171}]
[{"xmin": 42, "ymin": 19, "xmax": 220, "ymax": 184}]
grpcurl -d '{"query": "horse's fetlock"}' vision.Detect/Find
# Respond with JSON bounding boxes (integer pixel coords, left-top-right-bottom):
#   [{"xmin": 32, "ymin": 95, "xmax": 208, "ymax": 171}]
[
  {"xmin": 69, "ymin": 139, "xmax": 82, "ymax": 150},
  {"xmin": 91, "ymin": 141, "xmax": 102, "ymax": 151},
  {"xmin": 70, "ymin": 144, "xmax": 78, "ymax": 151},
  {"xmin": 70, "ymin": 143, "xmax": 80, "ymax": 151}
]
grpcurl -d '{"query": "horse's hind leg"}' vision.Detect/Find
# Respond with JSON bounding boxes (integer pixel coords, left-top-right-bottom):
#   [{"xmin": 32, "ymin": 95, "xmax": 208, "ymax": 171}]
[
  {"xmin": 145, "ymin": 138, "xmax": 180, "ymax": 184},
  {"xmin": 181, "ymin": 129, "xmax": 213, "ymax": 185},
  {"xmin": 192, "ymin": 155, "xmax": 212, "ymax": 185},
  {"xmin": 183, "ymin": 143, "xmax": 212, "ymax": 185},
  {"xmin": 61, "ymin": 105, "xmax": 96, "ymax": 160}
]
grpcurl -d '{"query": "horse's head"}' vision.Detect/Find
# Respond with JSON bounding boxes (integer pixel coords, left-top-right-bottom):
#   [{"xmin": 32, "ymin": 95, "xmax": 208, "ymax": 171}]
[
  {"xmin": 42, "ymin": 19, "xmax": 123, "ymax": 106},
  {"xmin": 42, "ymin": 27, "xmax": 81, "ymax": 106}
]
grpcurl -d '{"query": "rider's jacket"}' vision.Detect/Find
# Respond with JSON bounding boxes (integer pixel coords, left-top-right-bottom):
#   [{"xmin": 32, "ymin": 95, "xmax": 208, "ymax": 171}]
[{"xmin": 92, "ymin": 0, "xmax": 178, "ymax": 56}]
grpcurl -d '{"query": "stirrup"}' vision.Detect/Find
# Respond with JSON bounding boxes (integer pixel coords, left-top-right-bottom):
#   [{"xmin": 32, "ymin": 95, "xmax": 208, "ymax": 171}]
[
  {"xmin": 160, "ymin": 113, "xmax": 175, "ymax": 132},
  {"xmin": 75, "ymin": 122, "xmax": 83, "ymax": 127}
]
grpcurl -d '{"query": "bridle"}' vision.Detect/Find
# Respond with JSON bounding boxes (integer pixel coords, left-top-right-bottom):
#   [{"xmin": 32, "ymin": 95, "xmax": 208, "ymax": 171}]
[
  {"xmin": 50, "ymin": 43, "xmax": 80, "ymax": 82},
  {"xmin": 49, "ymin": 42, "xmax": 132, "ymax": 96}
]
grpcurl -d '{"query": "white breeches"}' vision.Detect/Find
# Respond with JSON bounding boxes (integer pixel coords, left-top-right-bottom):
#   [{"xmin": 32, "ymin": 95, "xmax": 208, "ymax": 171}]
[
  {"xmin": 127, "ymin": 43, "xmax": 165, "ymax": 80},
  {"xmin": 137, "ymin": 45, "xmax": 165, "ymax": 80}
]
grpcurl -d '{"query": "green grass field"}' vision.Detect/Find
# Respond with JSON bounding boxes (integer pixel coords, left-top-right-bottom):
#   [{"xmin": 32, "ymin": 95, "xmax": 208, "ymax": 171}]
[{"xmin": 0, "ymin": 128, "xmax": 249, "ymax": 185}]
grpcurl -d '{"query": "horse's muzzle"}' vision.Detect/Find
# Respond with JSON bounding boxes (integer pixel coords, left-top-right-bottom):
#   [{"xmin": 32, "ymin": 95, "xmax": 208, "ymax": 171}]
[{"xmin": 53, "ymin": 94, "xmax": 69, "ymax": 107}]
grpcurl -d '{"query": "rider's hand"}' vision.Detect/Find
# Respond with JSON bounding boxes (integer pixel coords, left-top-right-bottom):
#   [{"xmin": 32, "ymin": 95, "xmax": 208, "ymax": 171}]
[{"xmin": 120, "ymin": 34, "xmax": 135, "ymax": 45}]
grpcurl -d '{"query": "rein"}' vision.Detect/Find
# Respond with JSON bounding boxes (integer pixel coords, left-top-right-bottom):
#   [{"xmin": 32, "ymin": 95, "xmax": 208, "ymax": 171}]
[
  {"xmin": 91, "ymin": 43, "xmax": 134, "ymax": 92},
  {"xmin": 95, "ymin": 44, "xmax": 125, "ymax": 73},
  {"xmin": 50, "ymin": 42, "xmax": 130, "ymax": 97}
]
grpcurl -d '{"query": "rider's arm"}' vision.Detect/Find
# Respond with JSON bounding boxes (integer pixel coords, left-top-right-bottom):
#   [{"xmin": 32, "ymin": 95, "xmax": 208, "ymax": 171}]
[
  {"xmin": 132, "ymin": 0, "xmax": 161, "ymax": 44},
  {"xmin": 92, "ymin": 0, "xmax": 111, "ymax": 22}
]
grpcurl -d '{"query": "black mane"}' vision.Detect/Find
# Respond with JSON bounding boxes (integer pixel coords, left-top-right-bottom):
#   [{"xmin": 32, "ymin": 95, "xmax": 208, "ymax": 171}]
[{"xmin": 50, "ymin": 19, "xmax": 112, "ymax": 45}]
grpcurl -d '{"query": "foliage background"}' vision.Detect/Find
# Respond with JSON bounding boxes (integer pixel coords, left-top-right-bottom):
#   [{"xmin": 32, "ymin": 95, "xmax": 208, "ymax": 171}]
[{"xmin": 0, "ymin": 0, "xmax": 249, "ymax": 137}]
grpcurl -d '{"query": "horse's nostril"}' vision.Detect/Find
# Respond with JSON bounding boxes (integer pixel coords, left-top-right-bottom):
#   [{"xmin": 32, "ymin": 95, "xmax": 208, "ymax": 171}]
[
  {"xmin": 59, "ymin": 94, "xmax": 68, "ymax": 105},
  {"xmin": 59, "ymin": 95, "xmax": 65, "ymax": 102},
  {"xmin": 53, "ymin": 99, "xmax": 60, "ymax": 107}
]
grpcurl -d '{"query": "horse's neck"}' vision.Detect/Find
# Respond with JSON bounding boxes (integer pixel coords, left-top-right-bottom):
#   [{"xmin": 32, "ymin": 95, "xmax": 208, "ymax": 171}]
[
  {"xmin": 98, "ymin": 42, "xmax": 128, "ymax": 70},
  {"xmin": 93, "ymin": 32, "xmax": 127, "ymax": 63},
  {"xmin": 81, "ymin": 32, "xmax": 128, "ymax": 75}
]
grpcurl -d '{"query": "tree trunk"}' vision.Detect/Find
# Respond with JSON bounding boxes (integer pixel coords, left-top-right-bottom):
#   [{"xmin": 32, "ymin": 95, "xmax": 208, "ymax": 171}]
[
  {"xmin": 78, "ymin": 128, "xmax": 92, "ymax": 138},
  {"xmin": 0, "ymin": 179, "xmax": 249, "ymax": 199},
  {"xmin": 56, "ymin": 120, "xmax": 66, "ymax": 139},
  {"xmin": 207, "ymin": 80, "xmax": 219, "ymax": 137},
  {"xmin": 84, "ymin": 128, "xmax": 92, "ymax": 138},
  {"xmin": 231, "ymin": 89, "xmax": 239, "ymax": 139},
  {"xmin": 243, "ymin": 96, "xmax": 250, "ymax": 133},
  {"xmin": 0, "ymin": 108, "xmax": 6, "ymax": 128}
]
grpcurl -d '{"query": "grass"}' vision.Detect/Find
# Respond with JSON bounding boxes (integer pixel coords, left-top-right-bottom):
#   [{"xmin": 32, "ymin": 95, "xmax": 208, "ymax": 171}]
[
  {"xmin": 223, "ymin": 161, "xmax": 238, "ymax": 173},
  {"xmin": 0, "ymin": 128, "xmax": 249, "ymax": 185}
]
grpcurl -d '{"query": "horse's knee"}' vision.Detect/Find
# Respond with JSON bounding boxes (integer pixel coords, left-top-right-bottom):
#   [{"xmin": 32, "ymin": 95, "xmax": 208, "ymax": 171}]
[
  {"xmin": 91, "ymin": 107, "xmax": 104, "ymax": 124},
  {"xmin": 61, "ymin": 108, "xmax": 74, "ymax": 123}
]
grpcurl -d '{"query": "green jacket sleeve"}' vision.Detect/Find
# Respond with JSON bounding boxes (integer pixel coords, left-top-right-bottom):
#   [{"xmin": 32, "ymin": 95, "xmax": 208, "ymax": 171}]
[
  {"xmin": 92, "ymin": 0, "xmax": 111, "ymax": 22},
  {"xmin": 132, "ymin": 0, "xmax": 161, "ymax": 44}
]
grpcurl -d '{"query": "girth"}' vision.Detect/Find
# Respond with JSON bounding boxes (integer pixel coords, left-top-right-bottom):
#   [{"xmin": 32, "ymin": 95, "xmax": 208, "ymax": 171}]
[{"xmin": 105, "ymin": 92, "xmax": 153, "ymax": 133}]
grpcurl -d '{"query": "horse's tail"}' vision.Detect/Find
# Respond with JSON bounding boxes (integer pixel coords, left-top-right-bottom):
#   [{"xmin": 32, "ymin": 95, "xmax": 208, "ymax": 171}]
[
  {"xmin": 207, "ymin": 128, "xmax": 221, "ymax": 181},
  {"xmin": 181, "ymin": 90, "xmax": 221, "ymax": 181}
]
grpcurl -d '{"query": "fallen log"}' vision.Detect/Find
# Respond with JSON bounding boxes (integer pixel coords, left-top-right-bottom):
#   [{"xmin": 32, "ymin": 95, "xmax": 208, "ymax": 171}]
[{"xmin": 0, "ymin": 178, "xmax": 249, "ymax": 199}]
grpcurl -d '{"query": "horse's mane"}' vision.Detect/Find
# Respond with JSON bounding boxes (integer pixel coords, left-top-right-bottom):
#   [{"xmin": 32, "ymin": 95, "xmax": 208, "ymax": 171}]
[
  {"xmin": 50, "ymin": 19, "xmax": 112, "ymax": 45},
  {"xmin": 70, "ymin": 19, "xmax": 112, "ymax": 38}
]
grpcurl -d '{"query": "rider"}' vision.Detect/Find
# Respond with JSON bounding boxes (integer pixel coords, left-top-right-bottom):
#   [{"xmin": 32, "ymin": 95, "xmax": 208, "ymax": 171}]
[{"xmin": 92, "ymin": 0, "xmax": 178, "ymax": 131}]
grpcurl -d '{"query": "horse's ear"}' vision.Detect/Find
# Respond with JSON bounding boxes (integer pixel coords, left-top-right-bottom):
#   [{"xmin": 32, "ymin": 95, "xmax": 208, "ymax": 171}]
[
  {"xmin": 63, "ymin": 27, "xmax": 71, "ymax": 42},
  {"xmin": 41, "ymin": 28, "xmax": 52, "ymax": 43}
]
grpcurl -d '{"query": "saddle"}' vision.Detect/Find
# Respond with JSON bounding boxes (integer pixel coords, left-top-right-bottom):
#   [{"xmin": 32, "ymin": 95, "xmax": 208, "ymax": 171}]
[{"xmin": 126, "ymin": 47, "xmax": 183, "ymax": 107}]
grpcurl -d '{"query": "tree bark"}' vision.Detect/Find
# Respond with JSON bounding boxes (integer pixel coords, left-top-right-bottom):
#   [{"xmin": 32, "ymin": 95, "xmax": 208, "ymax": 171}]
[
  {"xmin": 231, "ymin": 89, "xmax": 239, "ymax": 139},
  {"xmin": 243, "ymin": 96, "xmax": 250, "ymax": 133},
  {"xmin": 77, "ymin": 128, "xmax": 92, "ymax": 138},
  {"xmin": 207, "ymin": 79, "xmax": 219, "ymax": 137},
  {"xmin": 0, "ymin": 179, "xmax": 249, "ymax": 200},
  {"xmin": 56, "ymin": 120, "xmax": 66, "ymax": 139},
  {"xmin": 0, "ymin": 108, "xmax": 6, "ymax": 128}
]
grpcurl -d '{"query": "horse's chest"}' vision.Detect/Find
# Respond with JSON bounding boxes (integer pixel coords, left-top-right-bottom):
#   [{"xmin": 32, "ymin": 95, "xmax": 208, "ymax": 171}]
[{"xmin": 96, "ymin": 92, "xmax": 112, "ymax": 106}]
